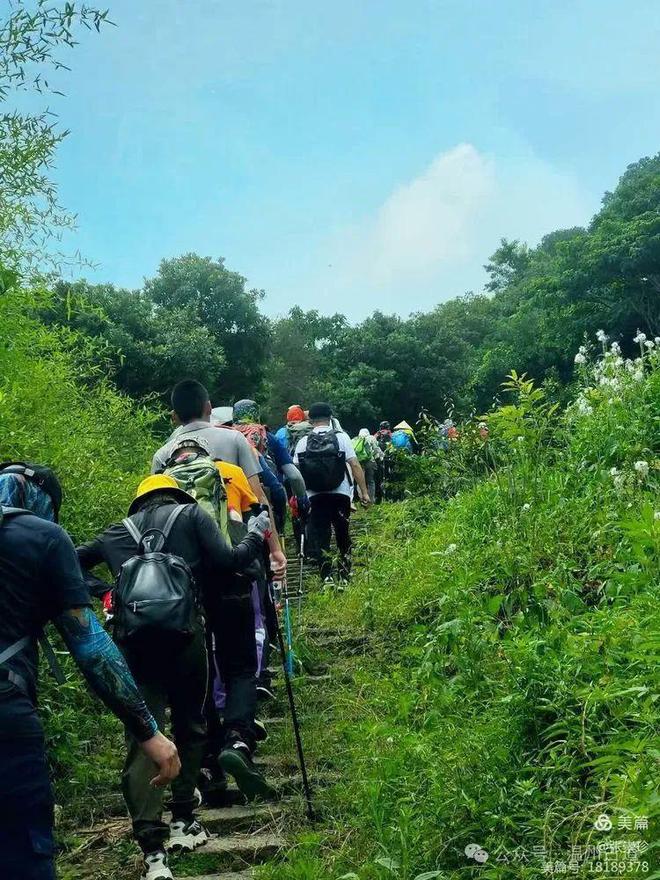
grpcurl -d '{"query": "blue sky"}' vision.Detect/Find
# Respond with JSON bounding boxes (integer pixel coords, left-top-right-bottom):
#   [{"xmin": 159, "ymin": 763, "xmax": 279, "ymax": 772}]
[{"xmin": 40, "ymin": 0, "xmax": 660, "ymax": 320}]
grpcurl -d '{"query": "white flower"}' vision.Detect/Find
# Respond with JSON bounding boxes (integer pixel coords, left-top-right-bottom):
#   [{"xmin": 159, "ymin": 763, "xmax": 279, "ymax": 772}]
[
  {"xmin": 596, "ymin": 329, "xmax": 608, "ymax": 343},
  {"xmin": 634, "ymin": 460, "xmax": 649, "ymax": 478},
  {"xmin": 634, "ymin": 331, "xmax": 647, "ymax": 344},
  {"xmin": 445, "ymin": 543, "xmax": 458, "ymax": 554},
  {"xmin": 614, "ymin": 474, "xmax": 626, "ymax": 491},
  {"xmin": 517, "ymin": 436, "xmax": 525, "ymax": 443},
  {"xmin": 577, "ymin": 397, "xmax": 592, "ymax": 415},
  {"xmin": 579, "ymin": 345, "xmax": 587, "ymax": 355},
  {"xmin": 655, "ymin": 337, "xmax": 660, "ymax": 345},
  {"xmin": 610, "ymin": 467, "xmax": 619, "ymax": 477},
  {"xmin": 645, "ymin": 340, "xmax": 655, "ymax": 350},
  {"xmin": 574, "ymin": 352, "xmax": 586, "ymax": 364},
  {"xmin": 610, "ymin": 341, "xmax": 621, "ymax": 355},
  {"xmin": 654, "ymin": 511, "xmax": 660, "ymax": 521},
  {"xmin": 613, "ymin": 356, "xmax": 623, "ymax": 367},
  {"xmin": 521, "ymin": 503, "xmax": 531, "ymax": 512},
  {"xmin": 633, "ymin": 370, "xmax": 644, "ymax": 382}
]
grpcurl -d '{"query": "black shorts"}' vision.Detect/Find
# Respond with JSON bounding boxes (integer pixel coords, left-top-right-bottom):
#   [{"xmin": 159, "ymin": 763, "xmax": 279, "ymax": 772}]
[{"xmin": 0, "ymin": 685, "xmax": 55, "ymax": 880}]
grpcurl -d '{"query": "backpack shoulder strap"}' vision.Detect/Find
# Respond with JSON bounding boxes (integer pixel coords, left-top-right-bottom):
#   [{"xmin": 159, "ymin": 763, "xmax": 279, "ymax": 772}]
[
  {"xmin": 38, "ymin": 632, "xmax": 66, "ymax": 685},
  {"xmin": 122, "ymin": 517, "xmax": 142, "ymax": 546},
  {"xmin": 0, "ymin": 635, "xmax": 32, "ymax": 667},
  {"xmin": 160, "ymin": 504, "xmax": 186, "ymax": 544}
]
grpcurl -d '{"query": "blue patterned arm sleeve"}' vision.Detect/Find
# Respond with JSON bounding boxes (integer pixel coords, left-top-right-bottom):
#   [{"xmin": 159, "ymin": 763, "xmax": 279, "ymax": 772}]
[{"xmin": 54, "ymin": 607, "xmax": 158, "ymax": 742}]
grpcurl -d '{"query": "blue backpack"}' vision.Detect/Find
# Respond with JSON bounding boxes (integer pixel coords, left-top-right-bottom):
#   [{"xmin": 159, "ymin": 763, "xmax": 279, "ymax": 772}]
[{"xmin": 391, "ymin": 430, "xmax": 412, "ymax": 452}]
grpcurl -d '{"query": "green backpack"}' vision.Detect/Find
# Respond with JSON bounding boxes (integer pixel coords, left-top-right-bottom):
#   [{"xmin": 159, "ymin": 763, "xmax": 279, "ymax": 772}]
[
  {"xmin": 164, "ymin": 443, "xmax": 229, "ymax": 539},
  {"xmin": 287, "ymin": 420, "xmax": 312, "ymax": 455},
  {"xmin": 353, "ymin": 435, "xmax": 372, "ymax": 463}
]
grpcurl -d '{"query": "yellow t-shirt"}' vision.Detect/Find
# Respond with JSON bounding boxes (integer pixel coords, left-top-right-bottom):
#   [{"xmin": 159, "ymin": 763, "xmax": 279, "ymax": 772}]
[{"xmin": 216, "ymin": 461, "xmax": 258, "ymax": 514}]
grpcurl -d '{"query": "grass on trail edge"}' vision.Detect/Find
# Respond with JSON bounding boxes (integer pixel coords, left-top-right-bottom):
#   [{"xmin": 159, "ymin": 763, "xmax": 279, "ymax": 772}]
[{"xmin": 261, "ymin": 362, "xmax": 659, "ymax": 879}]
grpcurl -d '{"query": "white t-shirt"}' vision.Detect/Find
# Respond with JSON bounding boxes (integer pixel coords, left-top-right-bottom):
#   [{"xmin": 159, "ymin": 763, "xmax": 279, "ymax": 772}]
[{"xmin": 294, "ymin": 426, "xmax": 356, "ymax": 498}]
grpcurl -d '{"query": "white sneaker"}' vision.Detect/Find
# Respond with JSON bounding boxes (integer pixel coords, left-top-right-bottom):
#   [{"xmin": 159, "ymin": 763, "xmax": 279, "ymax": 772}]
[
  {"xmin": 141, "ymin": 850, "xmax": 173, "ymax": 880},
  {"xmin": 192, "ymin": 786, "xmax": 203, "ymax": 808},
  {"xmin": 167, "ymin": 818, "xmax": 210, "ymax": 852}
]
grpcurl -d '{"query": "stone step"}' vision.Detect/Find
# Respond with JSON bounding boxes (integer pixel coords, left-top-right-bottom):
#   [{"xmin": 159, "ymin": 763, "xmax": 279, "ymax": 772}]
[
  {"xmin": 184, "ymin": 873, "xmax": 254, "ymax": 880},
  {"xmin": 254, "ymin": 754, "xmax": 299, "ymax": 772},
  {"xmin": 311, "ymin": 633, "xmax": 369, "ymax": 652},
  {"xmin": 184, "ymin": 873, "xmax": 253, "ymax": 880},
  {"xmin": 199, "ymin": 802, "xmax": 284, "ymax": 833},
  {"xmin": 199, "ymin": 831, "xmax": 285, "ymax": 862}
]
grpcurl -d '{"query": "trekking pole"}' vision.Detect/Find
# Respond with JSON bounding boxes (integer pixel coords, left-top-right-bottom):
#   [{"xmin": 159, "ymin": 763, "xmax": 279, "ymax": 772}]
[
  {"xmin": 283, "ymin": 584, "xmax": 295, "ymax": 677},
  {"xmin": 269, "ymin": 581, "xmax": 315, "ymax": 822}
]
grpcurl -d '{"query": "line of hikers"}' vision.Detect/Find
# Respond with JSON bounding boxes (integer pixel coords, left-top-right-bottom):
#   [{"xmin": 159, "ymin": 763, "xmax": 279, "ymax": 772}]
[{"xmin": 0, "ymin": 378, "xmax": 414, "ymax": 880}]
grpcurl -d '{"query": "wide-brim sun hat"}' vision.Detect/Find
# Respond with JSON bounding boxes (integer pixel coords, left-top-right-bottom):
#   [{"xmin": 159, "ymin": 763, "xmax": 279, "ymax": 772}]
[{"xmin": 128, "ymin": 474, "xmax": 197, "ymax": 515}]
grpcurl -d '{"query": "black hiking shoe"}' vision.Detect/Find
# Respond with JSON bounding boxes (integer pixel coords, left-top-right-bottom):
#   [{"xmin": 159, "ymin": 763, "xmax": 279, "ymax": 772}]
[
  {"xmin": 256, "ymin": 684, "xmax": 276, "ymax": 703},
  {"xmin": 219, "ymin": 739, "xmax": 276, "ymax": 802},
  {"xmin": 254, "ymin": 718, "xmax": 269, "ymax": 742}
]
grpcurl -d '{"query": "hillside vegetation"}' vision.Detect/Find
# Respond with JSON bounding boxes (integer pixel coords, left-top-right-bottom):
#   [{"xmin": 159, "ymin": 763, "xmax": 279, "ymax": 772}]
[{"xmin": 263, "ymin": 341, "xmax": 659, "ymax": 879}]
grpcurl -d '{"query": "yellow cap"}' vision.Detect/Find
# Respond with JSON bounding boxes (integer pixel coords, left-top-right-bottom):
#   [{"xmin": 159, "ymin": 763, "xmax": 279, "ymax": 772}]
[{"xmin": 128, "ymin": 474, "xmax": 197, "ymax": 515}]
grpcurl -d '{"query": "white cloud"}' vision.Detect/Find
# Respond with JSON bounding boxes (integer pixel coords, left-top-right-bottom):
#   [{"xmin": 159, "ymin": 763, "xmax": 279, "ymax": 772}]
[
  {"xmin": 318, "ymin": 143, "xmax": 592, "ymax": 316},
  {"xmin": 362, "ymin": 143, "xmax": 495, "ymax": 285}
]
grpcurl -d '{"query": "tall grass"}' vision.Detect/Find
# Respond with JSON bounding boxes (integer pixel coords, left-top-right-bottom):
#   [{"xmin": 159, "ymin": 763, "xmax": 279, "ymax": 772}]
[{"xmin": 270, "ymin": 335, "xmax": 659, "ymax": 880}]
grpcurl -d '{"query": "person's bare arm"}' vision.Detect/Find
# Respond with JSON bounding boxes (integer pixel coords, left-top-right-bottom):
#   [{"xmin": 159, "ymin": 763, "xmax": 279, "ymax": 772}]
[
  {"xmin": 349, "ymin": 458, "xmax": 371, "ymax": 504},
  {"xmin": 247, "ymin": 473, "xmax": 286, "ymax": 573}
]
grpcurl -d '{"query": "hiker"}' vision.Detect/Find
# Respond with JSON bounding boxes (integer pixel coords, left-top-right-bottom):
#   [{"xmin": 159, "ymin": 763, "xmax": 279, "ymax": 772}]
[
  {"xmin": 275, "ymin": 404, "xmax": 312, "ymax": 456},
  {"xmin": 374, "ymin": 421, "xmax": 393, "ymax": 503},
  {"xmin": 0, "ymin": 462, "xmax": 180, "ymax": 880},
  {"xmin": 154, "ymin": 424, "xmax": 279, "ymax": 805},
  {"xmin": 77, "ymin": 474, "xmax": 271, "ymax": 879},
  {"xmin": 294, "ymin": 403, "xmax": 370, "ymax": 586},
  {"xmin": 391, "ymin": 420, "xmax": 417, "ymax": 454},
  {"xmin": 352, "ymin": 428, "xmax": 381, "ymax": 503},
  {"xmin": 152, "ymin": 380, "xmax": 286, "ymax": 576},
  {"xmin": 232, "ymin": 398, "xmax": 307, "ymax": 536}
]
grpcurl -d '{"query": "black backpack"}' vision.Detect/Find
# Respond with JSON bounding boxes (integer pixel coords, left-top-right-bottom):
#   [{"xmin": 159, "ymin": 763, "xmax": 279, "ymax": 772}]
[
  {"xmin": 114, "ymin": 505, "xmax": 198, "ymax": 642},
  {"xmin": 297, "ymin": 430, "xmax": 348, "ymax": 492}
]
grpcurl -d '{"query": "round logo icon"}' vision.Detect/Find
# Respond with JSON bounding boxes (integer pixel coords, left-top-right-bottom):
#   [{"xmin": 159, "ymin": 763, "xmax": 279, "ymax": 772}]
[
  {"xmin": 593, "ymin": 813, "xmax": 613, "ymax": 832},
  {"xmin": 465, "ymin": 844, "xmax": 480, "ymax": 858},
  {"xmin": 474, "ymin": 848, "xmax": 489, "ymax": 863}
]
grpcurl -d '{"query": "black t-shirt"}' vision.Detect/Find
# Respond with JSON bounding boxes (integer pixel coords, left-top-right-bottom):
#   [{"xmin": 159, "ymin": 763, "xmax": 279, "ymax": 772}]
[{"xmin": 0, "ymin": 511, "xmax": 91, "ymax": 739}]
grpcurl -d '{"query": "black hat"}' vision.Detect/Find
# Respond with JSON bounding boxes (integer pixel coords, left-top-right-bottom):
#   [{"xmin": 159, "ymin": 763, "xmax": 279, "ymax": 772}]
[
  {"xmin": 0, "ymin": 461, "xmax": 63, "ymax": 522},
  {"xmin": 308, "ymin": 402, "xmax": 333, "ymax": 420}
]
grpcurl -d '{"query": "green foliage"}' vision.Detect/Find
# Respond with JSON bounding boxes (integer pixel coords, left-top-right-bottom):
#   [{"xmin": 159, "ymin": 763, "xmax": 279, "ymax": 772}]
[
  {"xmin": 272, "ymin": 339, "xmax": 660, "ymax": 880},
  {"xmin": 43, "ymin": 279, "xmax": 227, "ymax": 401},
  {"xmin": 144, "ymin": 253, "xmax": 271, "ymax": 401},
  {"xmin": 0, "ymin": 2, "xmax": 110, "ymax": 275}
]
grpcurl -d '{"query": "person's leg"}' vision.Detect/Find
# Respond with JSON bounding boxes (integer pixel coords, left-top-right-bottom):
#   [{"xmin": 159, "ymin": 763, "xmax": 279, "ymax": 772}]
[
  {"xmin": 120, "ymin": 649, "xmax": 169, "ymax": 855},
  {"xmin": 215, "ymin": 592, "xmax": 276, "ymax": 800},
  {"xmin": 307, "ymin": 494, "xmax": 333, "ymax": 580},
  {"xmin": 210, "ymin": 578, "xmax": 258, "ymax": 752},
  {"xmin": 168, "ymin": 625, "xmax": 208, "ymax": 822},
  {"xmin": 331, "ymin": 494, "xmax": 353, "ymax": 581},
  {"xmin": 0, "ymin": 720, "xmax": 56, "ymax": 880},
  {"xmin": 365, "ymin": 461, "xmax": 376, "ymax": 502}
]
